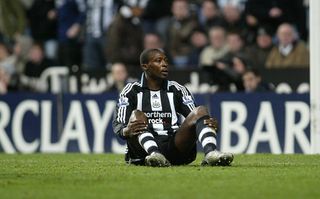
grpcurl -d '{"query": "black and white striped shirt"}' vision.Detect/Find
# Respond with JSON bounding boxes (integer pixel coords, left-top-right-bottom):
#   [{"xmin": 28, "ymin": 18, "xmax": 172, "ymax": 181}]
[
  {"xmin": 113, "ymin": 73, "xmax": 196, "ymax": 138},
  {"xmin": 86, "ymin": 0, "xmax": 117, "ymax": 38}
]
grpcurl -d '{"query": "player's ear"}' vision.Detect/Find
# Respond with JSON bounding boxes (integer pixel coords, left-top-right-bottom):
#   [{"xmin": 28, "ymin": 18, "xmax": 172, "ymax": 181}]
[{"xmin": 141, "ymin": 63, "xmax": 148, "ymax": 71}]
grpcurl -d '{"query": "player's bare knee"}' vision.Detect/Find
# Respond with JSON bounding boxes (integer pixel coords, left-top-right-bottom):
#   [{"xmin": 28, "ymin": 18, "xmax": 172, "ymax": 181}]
[{"xmin": 129, "ymin": 110, "xmax": 148, "ymax": 123}]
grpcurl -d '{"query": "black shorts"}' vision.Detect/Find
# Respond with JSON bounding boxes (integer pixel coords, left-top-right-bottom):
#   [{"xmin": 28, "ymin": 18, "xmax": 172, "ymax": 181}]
[{"xmin": 125, "ymin": 133, "xmax": 197, "ymax": 166}]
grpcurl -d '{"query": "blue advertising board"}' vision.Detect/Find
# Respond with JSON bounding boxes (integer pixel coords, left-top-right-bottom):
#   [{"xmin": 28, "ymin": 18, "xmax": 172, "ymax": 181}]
[
  {"xmin": 208, "ymin": 93, "xmax": 310, "ymax": 154},
  {"xmin": 0, "ymin": 93, "xmax": 310, "ymax": 154}
]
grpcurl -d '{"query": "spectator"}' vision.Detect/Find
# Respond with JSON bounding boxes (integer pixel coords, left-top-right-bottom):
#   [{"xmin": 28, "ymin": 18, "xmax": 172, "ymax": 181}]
[
  {"xmin": 107, "ymin": 62, "xmax": 128, "ymax": 93},
  {"xmin": 0, "ymin": 67, "xmax": 10, "ymax": 94},
  {"xmin": 198, "ymin": 0, "xmax": 224, "ymax": 33},
  {"xmin": 217, "ymin": 0, "xmax": 247, "ymax": 11},
  {"xmin": 106, "ymin": 62, "xmax": 136, "ymax": 93},
  {"xmin": 225, "ymin": 31, "xmax": 246, "ymax": 55},
  {"xmin": 265, "ymin": 23, "xmax": 309, "ymax": 68},
  {"xmin": 27, "ymin": 0, "xmax": 58, "ymax": 60},
  {"xmin": 20, "ymin": 42, "xmax": 55, "ymax": 92},
  {"xmin": 24, "ymin": 42, "xmax": 55, "ymax": 77},
  {"xmin": 242, "ymin": 68, "xmax": 273, "ymax": 92},
  {"xmin": 0, "ymin": 42, "xmax": 16, "ymax": 76},
  {"xmin": 187, "ymin": 28, "xmax": 208, "ymax": 67},
  {"xmin": 166, "ymin": 0, "xmax": 198, "ymax": 68},
  {"xmin": 143, "ymin": 32, "xmax": 173, "ymax": 65},
  {"xmin": 144, "ymin": 33, "xmax": 164, "ymax": 50},
  {"xmin": 221, "ymin": 3, "xmax": 247, "ymax": 35},
  {"xmin": 13, "ymin": 35, "xmax": 33, "ymax": 75},
  {"xmin": 199, "ymin": 26, "xmax": 229, "ymax": 67},
  {"xmin": 214, "ymin": 55, "xmax": 247, "ymax": 91},
  {"xmin": 106, "ymin": 2, "xmax": 144, "ymax": 70},
  {"xmin": 141, "ymin": 0, "xmax": 172, "ymax": 37},
  {"xmin": 56, "ymin": 0, "xmax": 86, "ymax": 68},
  {"xmin": 244, "ymin": 26, "xmax": 273, "ymax": 68},
  {"xmin": 213, "ymin": 31, "xmax": 248, "ymax": 91},
  {"xmin": 82, "ymin": 0, "xmax": 119, "ymax": 72},
  {"xmin": 0, "ymin": 0, "xmax": 26, "ymax": 41},
  {"xmin": 0, "ymin": 40, "xmax": 21, "ymax": 91},
  {"xmin": 244, "ymin": 0, "xmax": 307, "ymax": 40}
]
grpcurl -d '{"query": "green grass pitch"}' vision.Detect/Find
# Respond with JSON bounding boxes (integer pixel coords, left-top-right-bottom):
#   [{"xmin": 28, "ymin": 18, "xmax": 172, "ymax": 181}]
[{"xmin": 0, "ymin": 154, "xmax": 319, "ymax": 199}]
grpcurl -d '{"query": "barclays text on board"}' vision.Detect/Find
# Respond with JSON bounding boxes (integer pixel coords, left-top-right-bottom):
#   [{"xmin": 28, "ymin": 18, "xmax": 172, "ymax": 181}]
[{"xmin": 0, "ymin": 93, "xmax": 310, "ymax": 154}]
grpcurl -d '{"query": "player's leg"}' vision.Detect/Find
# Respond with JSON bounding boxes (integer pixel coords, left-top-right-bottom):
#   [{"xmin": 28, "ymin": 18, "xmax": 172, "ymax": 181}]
[
  {"xmin": 127, "ymin": 110, "xmax": 170, "ymax": 167},
  {"xmin": 174, "ymin": 106, "xmax": 216, "ymax": 153},
  {"xmin": 174, "ymin": 106, "xmax": 233, "ymax": 166}
]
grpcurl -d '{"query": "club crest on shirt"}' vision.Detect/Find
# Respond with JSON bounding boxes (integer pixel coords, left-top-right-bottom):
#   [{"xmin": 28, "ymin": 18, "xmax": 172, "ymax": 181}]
[
  {"xmin": 152, "ymin": 100, "xmax": 161, "ymax": 108},
  {"xmin": 118, "ymin": 96, "xmax": 129, "ymax": 107},
  {"xmin": 150, "ymin": 92, "xmax": 162, "ymax": 110},
  {"xmin": 182, "ymin": 95, "xmax": 194, "ymax": 105}
]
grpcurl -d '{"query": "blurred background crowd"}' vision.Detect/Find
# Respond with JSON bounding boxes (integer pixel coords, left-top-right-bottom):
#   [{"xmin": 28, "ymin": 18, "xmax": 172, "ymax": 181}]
[{"xmin": 0, "ymin": 0, "xmax": 310, "ymax": 94}]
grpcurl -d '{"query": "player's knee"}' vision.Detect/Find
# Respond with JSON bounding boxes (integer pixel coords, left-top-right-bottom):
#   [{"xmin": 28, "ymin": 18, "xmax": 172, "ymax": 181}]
[{"xmin": 129, "ymin": 110, "xmax": 148, "ymax": 123}]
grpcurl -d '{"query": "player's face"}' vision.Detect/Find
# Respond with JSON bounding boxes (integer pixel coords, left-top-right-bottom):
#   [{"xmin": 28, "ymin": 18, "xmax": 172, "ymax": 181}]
[{"xmin": 146, "ymin": 52, "xmax": 169, "ymax": 79}]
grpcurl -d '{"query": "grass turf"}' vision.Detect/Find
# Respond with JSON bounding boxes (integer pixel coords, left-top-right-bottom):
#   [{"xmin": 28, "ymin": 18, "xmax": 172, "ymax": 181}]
[{"xmin": 0, "ymin": 154, "xmax": 319, "ymax": 199}]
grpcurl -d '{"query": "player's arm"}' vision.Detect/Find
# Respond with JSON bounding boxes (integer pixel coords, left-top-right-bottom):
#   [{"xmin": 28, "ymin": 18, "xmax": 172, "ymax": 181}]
[
  {"xmin": 174, "ymin": 83, "xmax": 197, "ymax": 118},
  {"xmin": 122, "ymin": 110, "xmax": 148, "ymax": 137},
  {"xmin": 112, "ymin": 84, "xmax": 135, "ymax": 139},
  {"xmin": 112, "ymin": 84, "xmax": 147, "ymax": 139}
]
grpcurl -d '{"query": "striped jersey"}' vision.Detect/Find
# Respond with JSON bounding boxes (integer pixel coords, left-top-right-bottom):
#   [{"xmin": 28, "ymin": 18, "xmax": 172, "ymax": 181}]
[{"xmin": 113, "ymin": 73, "xmax": 196, "ymax": 138}]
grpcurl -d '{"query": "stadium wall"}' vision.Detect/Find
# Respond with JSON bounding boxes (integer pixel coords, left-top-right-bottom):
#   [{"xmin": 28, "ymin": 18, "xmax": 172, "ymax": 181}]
[{"xmin": 0, "ymin": 93, "xmax": 310, "ymax": 154}]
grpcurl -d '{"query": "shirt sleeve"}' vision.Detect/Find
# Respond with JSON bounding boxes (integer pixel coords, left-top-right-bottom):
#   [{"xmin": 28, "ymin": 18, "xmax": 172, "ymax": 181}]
[
  {"xmin": 174, "ymin": 82, "xmax": 196, "ymax": 118},
  {"xmin": 112, "ymin": 83, "xmax": 136, "ymax": 139}
]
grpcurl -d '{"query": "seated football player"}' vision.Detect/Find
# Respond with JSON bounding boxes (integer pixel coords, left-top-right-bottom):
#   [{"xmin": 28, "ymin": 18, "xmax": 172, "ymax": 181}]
[{"xmin": 113, "ymin": 48, "xmax": 234, "ymax": 167}]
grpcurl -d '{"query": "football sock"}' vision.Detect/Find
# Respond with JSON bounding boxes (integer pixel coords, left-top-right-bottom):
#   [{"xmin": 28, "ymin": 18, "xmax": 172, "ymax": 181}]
[
  {"xmin": 138, "ymin": 132, "xmax": 160, "ymax": 155},
  {"xmin": 196, "ymin": 115, "xmax": 217, "ymax": 155}
]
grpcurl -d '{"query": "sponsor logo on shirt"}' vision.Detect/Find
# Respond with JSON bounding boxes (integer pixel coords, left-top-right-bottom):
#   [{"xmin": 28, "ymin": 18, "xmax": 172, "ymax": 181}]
[{"xmin": 145, "ymin": 111, "xmax": 172, "ymax": 124}]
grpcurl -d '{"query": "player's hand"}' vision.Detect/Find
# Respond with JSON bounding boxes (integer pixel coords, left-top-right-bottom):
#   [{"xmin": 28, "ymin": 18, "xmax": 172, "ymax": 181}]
[
  {"xmin": 204, "ymin": 118, "xmax": 219, "ymax": 132},
  {"xmin": 123, "ymin": 120, "xmax": 148, "ymax": 137}
]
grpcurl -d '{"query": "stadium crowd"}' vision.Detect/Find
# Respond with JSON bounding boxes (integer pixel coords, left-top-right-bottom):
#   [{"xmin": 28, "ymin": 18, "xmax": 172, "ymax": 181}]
[{"xmin": 0, "ymin": 0, "xmax": 309, "ymax": 94}]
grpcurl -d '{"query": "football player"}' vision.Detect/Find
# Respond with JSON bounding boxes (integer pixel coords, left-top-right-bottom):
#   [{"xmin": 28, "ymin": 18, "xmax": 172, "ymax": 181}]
[{"xmin": 113, "ymin": 48, "xmax": 233, "ymax": 167}]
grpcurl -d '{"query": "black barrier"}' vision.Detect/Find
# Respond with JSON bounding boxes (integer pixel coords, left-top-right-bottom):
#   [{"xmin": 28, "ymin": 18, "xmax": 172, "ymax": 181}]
[{"xmin": 36, "ymin": 67, "xmax": 309, "ymax": 94}]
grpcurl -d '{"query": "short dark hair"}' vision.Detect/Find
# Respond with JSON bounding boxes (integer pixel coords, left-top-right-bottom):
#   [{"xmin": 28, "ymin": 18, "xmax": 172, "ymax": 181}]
[
  {"xmin": 139, "ymin": 48, "xmax": 164, "ymax": 65},
  {"xmin": 244, "ymin": 68, "xmax": 261, "ymax": 77}
]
